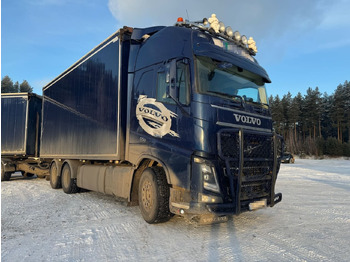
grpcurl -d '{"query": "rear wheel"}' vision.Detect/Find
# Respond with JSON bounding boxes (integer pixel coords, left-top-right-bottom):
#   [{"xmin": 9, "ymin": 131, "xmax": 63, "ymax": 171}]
[
  {"xmin": 138, "ymin": 167, "xmax": 171, "ymax": 224},
  {"xmin": 50, "ymin": 161, "xmax": 61, "ymax": 189},
  {"xmin": 61, "ymin": 164, "xmax": 79, "ymax": 194},
  {"xmin": 1, "ymin": 162, "xmax": 12, "ymax": 181}
]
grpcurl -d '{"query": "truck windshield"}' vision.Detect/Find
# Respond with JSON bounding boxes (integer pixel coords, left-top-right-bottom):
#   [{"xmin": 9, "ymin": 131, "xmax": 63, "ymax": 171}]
[{"xmin": 195, "ymin": 56, "xmax": 269, "ymax": 108}]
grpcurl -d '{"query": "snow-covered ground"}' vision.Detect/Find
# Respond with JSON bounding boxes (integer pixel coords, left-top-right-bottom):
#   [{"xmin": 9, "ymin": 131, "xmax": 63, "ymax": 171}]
[{"xmin": 1, "ymin": 159, "xmax": 350, "ymax": 261}]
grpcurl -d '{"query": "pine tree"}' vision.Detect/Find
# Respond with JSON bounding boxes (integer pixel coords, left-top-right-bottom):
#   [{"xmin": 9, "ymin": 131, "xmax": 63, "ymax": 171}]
[
  {"xmin": 19, "ymin": 80, "xmax": 33, "ymax": 93},
  {"xmin": 332, "ymin": 84, "xmax": 346, "ymax": 142},
  {"xmin": 289, "ymin": 94, "xmax": 302, "ymax": 150},
  {"xmin": 13, "ymin": 81, "xmax": 20, "ymax": 93},
  {"xmin": 342, "ymin": 81, "xmax": 350, "ymax": 142},
  {"xmin": 304, "ymin": 87, "xmax": 321, "ymax": 139},
  {"xmin": 1, "ymin": 75, "xmax": 15, "ymax": 93},
  {"xmin": 320, "ymin": 92, "xmax": 334, "ymax": 139},
  {"xmin": 270, "ymin": 95, "xmax": 284, "ymax": 134},
  {"xmin": 281, "ymin": 92, "xmax": 292, "ymax": 134}
]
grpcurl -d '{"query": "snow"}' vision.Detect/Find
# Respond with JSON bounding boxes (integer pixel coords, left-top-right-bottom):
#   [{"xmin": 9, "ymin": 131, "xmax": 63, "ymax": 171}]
[{"xmin": 1, "ymin": 159, "xmax": 350, "ymax": 261}]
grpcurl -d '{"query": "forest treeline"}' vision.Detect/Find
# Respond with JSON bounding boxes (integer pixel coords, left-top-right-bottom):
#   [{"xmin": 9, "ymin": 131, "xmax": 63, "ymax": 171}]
[
  {"xmin": 1, "ymin": 75, "xmax": 33, "ymax": 93},
  {"xmin": 269, "ymin": 80, "xmax": 350, "ymax": 157}
]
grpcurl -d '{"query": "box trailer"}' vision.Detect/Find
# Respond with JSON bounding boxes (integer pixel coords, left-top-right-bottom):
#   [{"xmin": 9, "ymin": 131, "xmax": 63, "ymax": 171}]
[{"xmin": 1, "ymin": 93, "xmax": 48, "ymax": 181}]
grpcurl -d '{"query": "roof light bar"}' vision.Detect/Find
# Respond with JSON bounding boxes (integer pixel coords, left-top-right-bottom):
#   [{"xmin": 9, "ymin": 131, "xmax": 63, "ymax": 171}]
[{"xmin": 175, "ymin": 13, "xmax": 258, "ymax": 55}]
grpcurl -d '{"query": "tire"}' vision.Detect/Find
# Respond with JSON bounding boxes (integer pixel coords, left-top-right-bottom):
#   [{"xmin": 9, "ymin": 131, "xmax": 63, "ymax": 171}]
[
  {"xmin": 1, "ymin": 161, "xmax": 12, "ymax": 181},
  {"xmin": 1, "ymin": 171, "xmax": 12, "ymax": 181},
  {"xmin": 138, "ymin": 167, "xmax": 171, "ymax": 224},
  {"xmin": 61, "ymin": 164, "xmax": 79, "ymax": 194},
  {"xmin": 50, "ymin": 161, "xmax": 61, "ymax": 189}
]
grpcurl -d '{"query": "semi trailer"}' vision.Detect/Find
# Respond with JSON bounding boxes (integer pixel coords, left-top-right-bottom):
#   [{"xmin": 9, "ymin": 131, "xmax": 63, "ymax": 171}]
[
  {"xmin": 1, "ymin": 15, "xmax": 283, "ymax": 224},
  {"xmin": 1, "ymin": 93, "xmax": 49, "ymax": 181}
]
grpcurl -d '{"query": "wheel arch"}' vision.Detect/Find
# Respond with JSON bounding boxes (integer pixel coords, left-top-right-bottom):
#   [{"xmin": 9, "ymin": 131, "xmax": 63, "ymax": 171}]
[
  {"xmin": 61, "ymin": 159, "xmax": 81, "ymax": 178},
  {"xmin": 50, "ymin": 159, "xmax": 63, "ymax": 177},
  {"xmin": 130, "ymin": 155, "xmax": 171, "ymax": 204}
]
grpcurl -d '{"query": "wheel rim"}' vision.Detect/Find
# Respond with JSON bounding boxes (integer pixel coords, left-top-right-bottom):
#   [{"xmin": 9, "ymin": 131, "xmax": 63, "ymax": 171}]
[{"xmin": 141, "ymin": 180, "xmax": 153, "ymax": 211}]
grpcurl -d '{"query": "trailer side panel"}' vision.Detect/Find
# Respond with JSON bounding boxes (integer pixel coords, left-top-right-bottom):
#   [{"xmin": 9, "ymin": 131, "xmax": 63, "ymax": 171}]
[
  {"xmin": 40, "ymin": 37, "xmax": 122, "ymax": 160},
  {"xmin": 1, "ymin": 95, "xmax": 28, "ymax": 155}
]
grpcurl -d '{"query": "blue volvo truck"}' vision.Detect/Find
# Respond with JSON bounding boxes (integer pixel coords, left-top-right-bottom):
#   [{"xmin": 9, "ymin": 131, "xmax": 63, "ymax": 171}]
[{"xmin": 38, "ymin": 15, "xmax": 283, "ymax": 224}]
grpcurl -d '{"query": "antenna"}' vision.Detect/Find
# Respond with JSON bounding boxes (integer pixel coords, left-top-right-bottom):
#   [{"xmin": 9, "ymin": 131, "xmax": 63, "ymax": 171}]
[{"xmin": 186, "ymin": 9, "xmax": 190, "ymax": 21}]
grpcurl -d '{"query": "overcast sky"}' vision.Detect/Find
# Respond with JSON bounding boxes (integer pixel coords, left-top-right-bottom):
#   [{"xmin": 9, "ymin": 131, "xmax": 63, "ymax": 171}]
[{"xmin": 2, "ymin": 0, "xmax": 350, "ymax": 97}]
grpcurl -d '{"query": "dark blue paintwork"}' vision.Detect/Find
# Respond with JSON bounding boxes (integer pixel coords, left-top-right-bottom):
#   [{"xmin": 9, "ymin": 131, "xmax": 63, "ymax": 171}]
[
  {"xmin": 41, "ymin": 36, "xmax": 122, "ymax": 159},
  {"xmin": 1, "ymin": 93, "xmax": 42, "ymax": 157},
  {"xmin": 127, "ymin": 26, "xmax": 274, "ymax": 190},
  {"xmin": 39, "ymin": 24, "xmax": 281, "ymax": 215}
]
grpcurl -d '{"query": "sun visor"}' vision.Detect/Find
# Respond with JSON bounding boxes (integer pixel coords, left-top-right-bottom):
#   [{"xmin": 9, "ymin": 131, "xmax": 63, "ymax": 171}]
[{"xmin": 194, "ymin": 43, "xmax": 271, "ymax": 83}]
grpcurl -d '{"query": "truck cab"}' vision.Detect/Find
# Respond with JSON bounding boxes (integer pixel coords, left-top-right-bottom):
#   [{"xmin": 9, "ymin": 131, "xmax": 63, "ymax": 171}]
[{"xmin": 126, "ymin": 17, "xmax": 283, "ymax": 223}]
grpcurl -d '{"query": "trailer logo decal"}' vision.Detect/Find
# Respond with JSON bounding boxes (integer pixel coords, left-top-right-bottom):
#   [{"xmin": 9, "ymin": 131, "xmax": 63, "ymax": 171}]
[
  {"xmin": 136, "ymin": 96, "xmax": 179, "ymax": 138},
  {"xmin": 233, "ymin": 113, "xmax": 261, "ymax": 126}
]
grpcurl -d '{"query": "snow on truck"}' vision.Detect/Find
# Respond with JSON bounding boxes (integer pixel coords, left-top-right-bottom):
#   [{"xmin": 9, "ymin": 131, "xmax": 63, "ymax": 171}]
[{"xmin": 1, "ymin": 15, "xmax": 283, "ymax": 224}]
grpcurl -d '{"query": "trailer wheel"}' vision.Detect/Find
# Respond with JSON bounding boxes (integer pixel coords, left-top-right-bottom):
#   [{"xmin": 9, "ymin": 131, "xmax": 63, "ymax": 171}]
[
  {"xmin": 1, "ymin": 171, "xmax": 12, "ymax": 181},
  {"xmin": 50, "ymin": 161, "xmax": 61, "ymax": 189},
  {"xmin": 61, "ymin": 164, "xmax": 79, "ymax": 194},
  {"xmin": 1, "ymin": 162, "xmax": 12, "ymax": 181},
  {"xmin": 138, "ymin": 167, "xmax": 171, "ymax": 224}
]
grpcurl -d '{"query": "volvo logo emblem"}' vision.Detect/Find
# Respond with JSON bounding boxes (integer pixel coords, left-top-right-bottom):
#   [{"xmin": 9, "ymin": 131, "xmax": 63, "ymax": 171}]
[
  {"xmin": 136, "ymin": 95, "xmax": 179, "ymax": 138},
  {"xmin": 234, "ymin": 113, "xmax": 261, "ymax": 126},
  {"xmin": 244, "ymin": 145, "xmax": 262, "ymax": 154}
]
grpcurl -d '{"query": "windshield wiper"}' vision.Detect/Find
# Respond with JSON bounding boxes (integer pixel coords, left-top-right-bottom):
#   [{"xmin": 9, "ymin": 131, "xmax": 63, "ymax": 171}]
[
  {"xmin": 247, "ymin": 100, "xmax": 269, "ymax": 108},
  {"xmin": 209, "ymin": 91, "xmax": 244, "ymax": 107}
]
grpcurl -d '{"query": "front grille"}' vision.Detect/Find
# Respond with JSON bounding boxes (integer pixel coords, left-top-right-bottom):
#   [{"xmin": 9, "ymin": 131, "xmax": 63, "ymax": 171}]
[
  {"xmin": 218, "ymin": 129, "xmax": 277, "ymax": 211},
  {"xmin": 220, "ymin": 132, "xmax": 239, "ymax": 158},
  {"xmin": 220, "ymin": 131, "xmax": 274, "ymax": 159},
  {"xmin": 243, "ymin": 133, "xmax": 273, "ymax": 159}
]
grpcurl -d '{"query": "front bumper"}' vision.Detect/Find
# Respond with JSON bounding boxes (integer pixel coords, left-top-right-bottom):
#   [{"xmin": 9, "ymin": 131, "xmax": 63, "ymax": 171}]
[{"xmin": 170, "ymin": 129, "xmax": 284, "ymax": 218}]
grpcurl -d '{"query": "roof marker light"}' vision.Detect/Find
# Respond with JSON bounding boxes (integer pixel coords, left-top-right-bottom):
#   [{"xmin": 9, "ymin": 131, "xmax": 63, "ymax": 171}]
[
  {"xmin": 241, "ymin": 35, "xmax": 248, "ymax": 45},
  {"xmin": 177, "ymin": 17, "xmax": 184, "ymax": 23},
  {"xmin": 233, "ymin": 31, "xmax": 241, "ymax": 41},
  {"xmin": 225, "ymin": 26, "xmax": 233, "ymax": 38},
  {"xmin": 219, "ymin": 22, "xmax": 225, "ymax": 33}
]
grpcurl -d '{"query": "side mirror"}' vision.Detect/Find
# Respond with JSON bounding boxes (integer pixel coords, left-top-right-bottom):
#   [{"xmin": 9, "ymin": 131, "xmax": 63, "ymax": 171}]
[{"xmin": 166, "ymin": 59, "xmax": 178, "ymax": 100}]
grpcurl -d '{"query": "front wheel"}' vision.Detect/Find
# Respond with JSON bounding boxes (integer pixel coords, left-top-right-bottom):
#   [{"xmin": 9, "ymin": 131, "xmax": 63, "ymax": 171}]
[{"xmin": 138, "ymin": 167, "xmax": 171, "ymax": 224}]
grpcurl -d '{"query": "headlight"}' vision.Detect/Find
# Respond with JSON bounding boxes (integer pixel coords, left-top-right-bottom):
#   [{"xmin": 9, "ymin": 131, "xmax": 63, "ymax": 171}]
[{"xmin": 194, "ymin": 157, "xmax": 220, "ymax": 193}]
